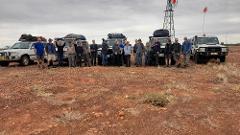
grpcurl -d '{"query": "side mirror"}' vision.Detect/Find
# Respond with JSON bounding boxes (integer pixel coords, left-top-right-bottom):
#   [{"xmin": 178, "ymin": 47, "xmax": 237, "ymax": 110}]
[{"xmin": 221, "ymin": 42, "xmax": 224, "ymax": 45}]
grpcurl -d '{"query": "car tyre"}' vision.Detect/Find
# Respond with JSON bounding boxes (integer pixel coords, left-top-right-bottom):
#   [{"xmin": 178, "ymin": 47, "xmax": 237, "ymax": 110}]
[
  {"xmin": 20, "ymin": 55, "xmax": 30, "ymax": 66},
  {"xmin": 220, "ymin": 56, "xmax": 226, "ymax": 63},
  {"xmin": 194, "ymin": 54, "xmax": 201, "ymax": 64},
  {"xmin": 0, "ymin": 62, "xmax": 9, "ymax": 67}
]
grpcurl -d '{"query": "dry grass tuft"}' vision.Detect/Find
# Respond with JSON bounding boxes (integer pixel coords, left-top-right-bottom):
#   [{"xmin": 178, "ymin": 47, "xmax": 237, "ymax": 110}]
[
  {"xmin": 213, "ymin": 73, "xmax": 228, "ymax": 84},
  {"xmin": 0, "ymin": 131, "xmax": 6, "ymax": 135},
  {"xmin": 231, "ymin": 85, "xmax": 240, "ymax": 93},
  {"xmin": 143, "ymin": 93, "xmax": 170, "ymax": 107},
  {"xmin": 32, "ymin": 85, "xmax": 53, "ymax": 97},
  {"xmin": 56, "ymin": 111, "xmax": 87, "ymax": 123},
  {"xmin": 211, "ymin": 63, "xmax": 240, "ymax": 84}
]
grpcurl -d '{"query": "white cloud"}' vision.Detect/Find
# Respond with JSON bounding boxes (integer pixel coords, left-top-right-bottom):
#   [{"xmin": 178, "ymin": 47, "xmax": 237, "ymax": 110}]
[{"xmin": 0, "ymin": 0, "xmax": 239, "ymax": 47}]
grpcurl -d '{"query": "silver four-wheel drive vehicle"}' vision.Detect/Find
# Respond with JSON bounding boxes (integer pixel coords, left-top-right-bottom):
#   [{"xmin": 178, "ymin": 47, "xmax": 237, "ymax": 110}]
[
  {"xmin": 0, "ymin": 42, "xmax": 47, "ymax": 67},
  {"xmin": 191, "ymin": 36, "xmax": 228, "ymax": 64}
]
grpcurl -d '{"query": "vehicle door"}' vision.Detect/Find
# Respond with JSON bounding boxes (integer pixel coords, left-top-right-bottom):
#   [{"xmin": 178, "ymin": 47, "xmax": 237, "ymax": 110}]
[
  {"xmin": 191, "ymin": 38, "xmax": 197, "ymax": 55},
  {"xmin": 29, "ymin": 43, "xmax": 37, "ymax": 60}
]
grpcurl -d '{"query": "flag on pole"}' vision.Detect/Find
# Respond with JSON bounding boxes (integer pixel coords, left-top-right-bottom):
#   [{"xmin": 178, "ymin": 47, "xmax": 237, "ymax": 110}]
[
  {"xmin": 203, "ymin": 7, "xmax": 208, "ymax": 13},
  {"xmin": 171, "ymin": 0, "xmax": 177, "ymax": 5}
]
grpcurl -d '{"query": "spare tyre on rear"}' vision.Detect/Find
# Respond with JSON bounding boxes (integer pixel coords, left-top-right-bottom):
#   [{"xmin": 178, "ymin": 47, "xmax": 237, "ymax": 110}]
[
  {"xmin": 108, "ymin": 33, "xmax": 126, "ymax": 39},
  {"xmin": 153, "ymin": 29, "xmax": 170, "ymax": 37}
]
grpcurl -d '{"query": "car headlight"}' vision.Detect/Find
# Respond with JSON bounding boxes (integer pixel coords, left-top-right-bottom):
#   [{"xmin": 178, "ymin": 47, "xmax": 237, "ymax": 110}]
[
  {"xmin": 199, "ymin": 48, "xmax": 206, "ymax": 52},
  {"xmin": 221, "ymin": 48, "xmax": 227, "ymax": 52},
  {"xmin": 4, "ymin": 52, "xmax": 11, "ymax": 56},
  {"xmin": 9, "ymin": 52, "xmax": 18, "ymax": 56}
]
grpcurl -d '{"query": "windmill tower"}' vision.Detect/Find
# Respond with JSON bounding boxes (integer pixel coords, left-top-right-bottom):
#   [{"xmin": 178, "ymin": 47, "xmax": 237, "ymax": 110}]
[{"xmin": 163, "ymin": 0, "xmax": 176, "ymax": 40}]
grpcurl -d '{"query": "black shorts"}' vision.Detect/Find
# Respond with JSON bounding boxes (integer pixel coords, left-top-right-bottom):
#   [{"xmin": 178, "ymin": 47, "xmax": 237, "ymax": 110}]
[{"xmin": 165, "ymin": 54, "xmax": 172, "ymax": 59}]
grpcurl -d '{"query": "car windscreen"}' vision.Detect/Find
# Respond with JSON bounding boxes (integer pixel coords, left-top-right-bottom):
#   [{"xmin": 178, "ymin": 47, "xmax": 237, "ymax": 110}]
[
  {"xmin": 11, "ymin": 42, "xmax": 31, "ymax": 49},
  {"xmin": 196, "ymin": 37, "xmax": 219, "ymax": 45},
  {"xmin": 153, "ymin": 38, "xmax": 169, "ymax": 44},
  {"xmin": 107, "ymin": 39, "xmax": 124, "ymax": 47}
]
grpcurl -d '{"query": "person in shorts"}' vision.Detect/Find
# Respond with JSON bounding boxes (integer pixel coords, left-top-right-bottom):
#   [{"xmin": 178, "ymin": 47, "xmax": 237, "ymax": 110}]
[
  {"xmin": 46, "ymin": 38, "xmax": 56, "ymax": 68},
  {"xmin": 164, "ymin": 38, "xmax": 173, "ymax": 67},
  {"xmin": 34, "ymin": 38, "xmax": 45, "ymax": 69},
  {"xmin": 172, "ymin": 38, "xmax": 182, "ymax": 68}
]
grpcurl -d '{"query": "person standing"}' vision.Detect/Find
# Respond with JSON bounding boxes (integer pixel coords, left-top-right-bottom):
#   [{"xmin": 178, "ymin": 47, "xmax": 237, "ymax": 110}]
[
  {"xmin": 82, "ymin": 41, "xmax": 91, "ymax": 67},
  {"xmin": 144, "ymin": 42, "xmax": 151, "ymax": 66},
  {"xmin": 46, "ymin": 38, "xmax": 56, "ymax": 68},
  {"xmin": 133, "ymin": 39, "xmax": 138, "ymax": 65},
  {"xmin": 119, "ymin": 40, "xmax": 125, "ymax": 66},
  {"xmin": 101, "ymin": 39, "xmax": 109, "ymax": 66},
  {"xmin": 112, "ymin": 40, "xmax": 121, "ymax": 66},
  {"xmin": 90, "ymin": 40, "xmax": 98, "ymax": 66},
  {"xmin": 124, "ymin": 41, "xmax": 132, "ymax": 67},
  {"xmin": 172, "ymin": 38, "xmax": 182, "ymax": 68},
  {"xmin": 34, "ymin": 38, "xmax": 45, "ymax": 69},
  {"xmin": 75, "ymin": 41, "xmax": 83, "ymax": 67},
  {"xmin": 135, "ymin": 39, "xmax": 145, "ymax": 67},
  {"xmin": 165, "ymin": 38, "xmax": 173, "ymax": 67},
  {"xmin": 56, "ymin": 39, "xmax": 65, "ymax": 66},
  {"xmin": 151, "ymin": 41, "xmax": 161, "ymax": 67},
  {"xmin": 67, "ymin": 42, "xmax": 76, "ymax": 67},
  {"xmin": 182, "ymin": 37, "xmax": 192, "ymax": 67}
]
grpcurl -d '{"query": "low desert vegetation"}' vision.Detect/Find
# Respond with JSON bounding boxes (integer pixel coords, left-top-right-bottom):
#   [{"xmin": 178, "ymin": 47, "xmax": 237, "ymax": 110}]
[
  {"xmin": 142, "ymin": 93, "xmax": 170, "ymax": 107},
  {"xmin": 32, "ymin": 85, "xmax": 53, "ymax": 97}
]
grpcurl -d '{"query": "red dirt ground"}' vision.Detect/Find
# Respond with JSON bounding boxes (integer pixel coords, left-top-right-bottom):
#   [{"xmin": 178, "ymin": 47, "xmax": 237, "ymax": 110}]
[{"xmin": 0, "ymin": 46, "xmax": 240, "ymax": 135}]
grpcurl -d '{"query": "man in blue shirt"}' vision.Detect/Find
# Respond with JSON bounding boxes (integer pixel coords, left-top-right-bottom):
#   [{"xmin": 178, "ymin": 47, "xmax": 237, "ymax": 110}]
[
  {"xmin": 34, "ymin": 38, "xmax": 45, "ymax": 69},
  {"xmin": 182, "ymin": 37, "xmax": 192, "ymax": 67}
]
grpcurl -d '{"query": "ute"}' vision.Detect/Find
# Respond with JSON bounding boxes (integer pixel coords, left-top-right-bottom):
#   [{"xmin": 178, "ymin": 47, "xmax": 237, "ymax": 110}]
[
  {"xmin": 191, "ymin": 35, "xmax": 228, "ymax": 64},
  {"xmin": 97, "ymin": 33, "xmax": 127, "ymax": 65},
  {"xmin": 148, "ymin": 29, "xmax": 170, "ymax": 65}
]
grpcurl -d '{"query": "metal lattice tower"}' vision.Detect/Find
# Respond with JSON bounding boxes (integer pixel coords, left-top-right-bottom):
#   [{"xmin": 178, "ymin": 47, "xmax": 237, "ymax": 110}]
[{"xmin": 163, "ymin": 0, "xmax": 175, "ymax": 40}]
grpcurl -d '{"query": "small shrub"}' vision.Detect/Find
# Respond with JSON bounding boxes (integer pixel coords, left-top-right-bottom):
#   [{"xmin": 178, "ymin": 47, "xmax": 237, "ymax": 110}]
[
  {"xmin": 212, "ymin": 87, "xmax": 223, "ymax": 93},
  {"xmin": 32, "ymin": 85, "xmax": 53, "ymax": 97},
  {"xmin": 56, "ymin": 111, "xmax": 86, "ymax": 123},
  {"xmin": 143, "ymin": 93, "xmax": 170, "ymax": 107},
  {"xmin": 232, "ymin": 85, "xmax": 240, "ymax": 93},
  {"xmin": 213, "ymin": 73, "xmax": 228, "ymax": 84}
]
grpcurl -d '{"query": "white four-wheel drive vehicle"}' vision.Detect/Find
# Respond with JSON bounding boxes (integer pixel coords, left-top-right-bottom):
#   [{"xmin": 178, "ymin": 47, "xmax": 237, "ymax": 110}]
[
  {"xmin": 0, "ymin": 42, "xmax": 46, "ymax": 66},
  {"xmin": 191, "ymin": 36, "xmax": 228, "ymax": 64}
]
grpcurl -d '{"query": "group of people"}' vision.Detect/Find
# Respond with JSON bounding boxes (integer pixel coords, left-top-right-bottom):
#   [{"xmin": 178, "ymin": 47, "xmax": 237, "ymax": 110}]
[
  {"xmin": 109, "ymin": 37, "xmax": 192, "ymax": 68},
  {"xmin": 33, "ymin": 37, "xmax": 99, "ymax": 68},
  {"xmin": 145, "ymin": 37, "xmax": 192, "ymax": 68},
  {"xmin": 33, "ymin": 37, "xmax": 192, "ymax": 69},
  {"xmin": 103, "ymin": 39, "xmax": 132, "ymax": 67}
]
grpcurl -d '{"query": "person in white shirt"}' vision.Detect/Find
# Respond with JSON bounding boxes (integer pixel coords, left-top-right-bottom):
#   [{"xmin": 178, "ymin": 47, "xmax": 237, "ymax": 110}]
[{"xmin": 124, "ymin": 41, "xmax": 132, "ymax": 67}]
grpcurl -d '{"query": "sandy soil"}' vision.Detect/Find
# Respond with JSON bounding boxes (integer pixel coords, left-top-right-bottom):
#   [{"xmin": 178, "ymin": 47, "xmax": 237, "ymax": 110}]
[{"xmin": 0, "ymin": 46, "xmax": 240, "ymax": 135}]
